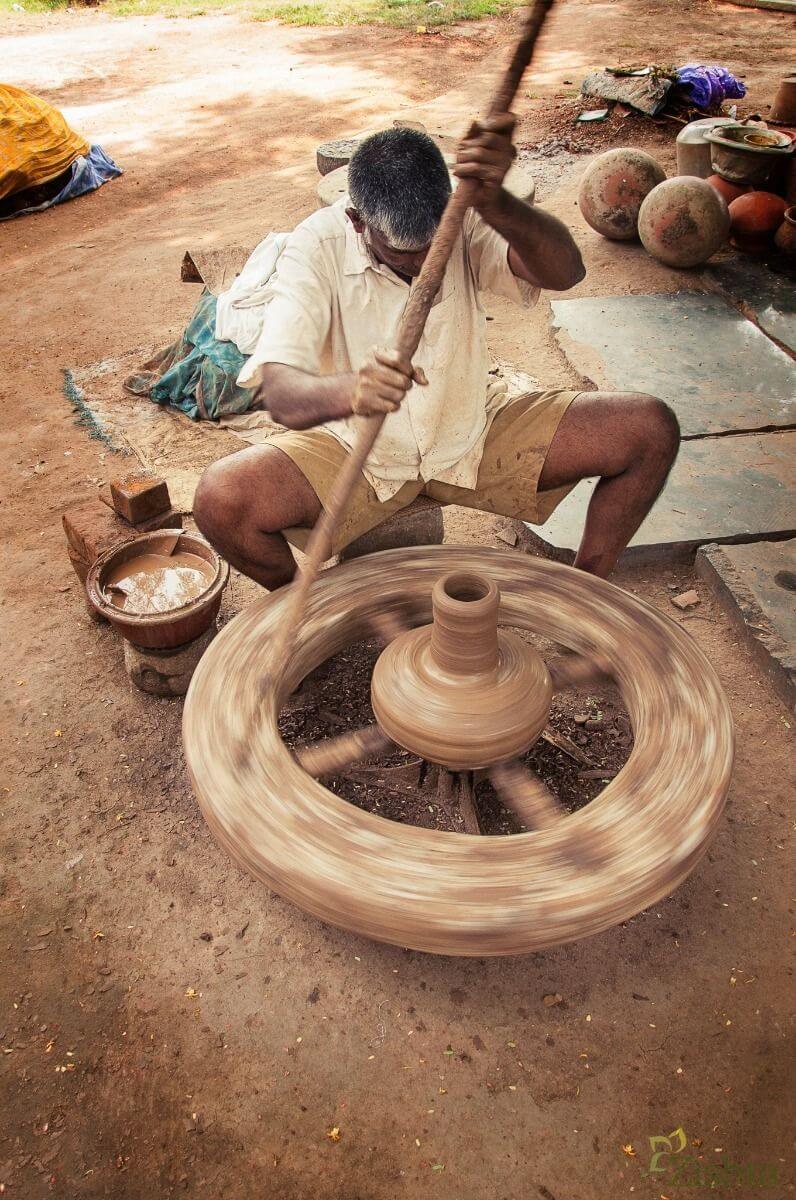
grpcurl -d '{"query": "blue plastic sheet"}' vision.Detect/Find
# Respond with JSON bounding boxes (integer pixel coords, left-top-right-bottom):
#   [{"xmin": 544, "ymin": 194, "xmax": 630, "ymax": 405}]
[{"xmin": 676, "ymin": 64, "xmax": 747, "ymax": 110}]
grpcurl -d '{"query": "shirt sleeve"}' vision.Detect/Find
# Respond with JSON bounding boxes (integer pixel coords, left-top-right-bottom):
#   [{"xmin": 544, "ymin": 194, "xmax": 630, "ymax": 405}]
[
  {"xmin": 463, "ymin": 208, "xmax": 540, "ymax": 309},
  {"xmin": 237, "ymin": 223, "xmax": 333, "ymax": 386}
]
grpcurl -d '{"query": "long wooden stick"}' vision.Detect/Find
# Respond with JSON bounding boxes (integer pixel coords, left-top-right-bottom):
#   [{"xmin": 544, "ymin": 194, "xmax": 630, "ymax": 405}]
[{"xmin": 271, "ymin": 0, "xmax": 554, "ymax": 670}]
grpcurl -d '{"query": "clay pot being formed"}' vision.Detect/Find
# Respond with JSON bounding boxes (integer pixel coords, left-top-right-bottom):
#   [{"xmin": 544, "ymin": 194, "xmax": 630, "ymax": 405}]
[
  {"xmin": 706, "ymin": 173, "xmax": 752, "ymax": 207},
  {"xmin": 728, "ymin": 191, "xmax": 788, "ymax": 253},
  {"xmin": 371, "ymin": 571, "xmax": 552, "ymax": 770},
  {"xmin": 638, "ymin": 176, "xmax": 730, "ymax": 268},
  {"xmin": 578, "ymin": 148, "xmax": 666, "ymax": 240},
  {"xmin": 773, "ymin": 205, "xmax": 796, "ymax": 257}
]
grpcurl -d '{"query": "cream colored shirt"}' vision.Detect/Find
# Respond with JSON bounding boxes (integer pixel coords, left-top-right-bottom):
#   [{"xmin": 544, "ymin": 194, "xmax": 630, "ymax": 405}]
[{"xmin": 238, "ymin": 198, "xmax": 539, "ymax": 501}]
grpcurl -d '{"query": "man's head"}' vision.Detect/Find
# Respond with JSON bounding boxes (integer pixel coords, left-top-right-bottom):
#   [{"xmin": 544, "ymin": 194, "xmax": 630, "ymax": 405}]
[{"xmin": 346, "ymin": 128, "xmax": 451, "ymax": 278}]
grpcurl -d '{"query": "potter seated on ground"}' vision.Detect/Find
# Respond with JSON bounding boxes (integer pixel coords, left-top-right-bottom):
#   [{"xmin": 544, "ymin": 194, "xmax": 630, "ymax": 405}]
[{"xmin": 190, "ymin": 121, "xmax": 680, "ymax": 584}]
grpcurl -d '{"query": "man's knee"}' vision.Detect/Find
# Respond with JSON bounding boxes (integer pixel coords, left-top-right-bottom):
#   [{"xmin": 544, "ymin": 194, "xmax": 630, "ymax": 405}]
[
  {"xmin": 194, "ymin": 459, "xmax": 243, "ymax": 548},
  {"xmin": 628, "ymin": 394, "xmax": 680, "ymax": 466}
]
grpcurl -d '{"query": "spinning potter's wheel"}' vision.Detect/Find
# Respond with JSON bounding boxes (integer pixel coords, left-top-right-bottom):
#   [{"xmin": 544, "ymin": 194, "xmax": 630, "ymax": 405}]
[{"xmin": 183, "ymin": 546, "xmax": 734, "ymax": 956}]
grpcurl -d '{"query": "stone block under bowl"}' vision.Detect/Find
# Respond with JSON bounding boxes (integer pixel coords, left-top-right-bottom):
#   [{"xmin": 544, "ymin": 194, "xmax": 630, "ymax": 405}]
[{"xmin": 86, "ymin": 530, "xmax": 229, "ymax": 650}]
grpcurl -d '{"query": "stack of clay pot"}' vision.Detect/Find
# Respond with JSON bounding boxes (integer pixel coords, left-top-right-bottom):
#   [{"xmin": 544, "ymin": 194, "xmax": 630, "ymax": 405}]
[
  {"xmin": 577, "ymin": 86, "xmax": 796, "ymax": 265},
  {"xmin": 701, "ymin": 114, "xmax": 794, "ymax": 256}
]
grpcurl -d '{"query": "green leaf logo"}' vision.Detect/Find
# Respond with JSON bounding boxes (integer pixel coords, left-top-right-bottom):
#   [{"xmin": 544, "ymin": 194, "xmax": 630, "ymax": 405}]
[{"xmin": 644, "ymin": 1127, "xmax": 687, "ymax": 1175}]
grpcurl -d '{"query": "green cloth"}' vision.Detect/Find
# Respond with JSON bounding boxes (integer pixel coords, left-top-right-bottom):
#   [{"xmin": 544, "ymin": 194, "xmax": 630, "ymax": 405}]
[{"xmin": 124, "ymin": 290, "xmax": 252, "ymax": 420}]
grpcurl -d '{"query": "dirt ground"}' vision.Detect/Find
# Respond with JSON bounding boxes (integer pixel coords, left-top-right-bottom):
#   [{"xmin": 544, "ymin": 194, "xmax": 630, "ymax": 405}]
[{"xmin": 1, "ymin": 1, "xmax": 794, "ymax": 1196}]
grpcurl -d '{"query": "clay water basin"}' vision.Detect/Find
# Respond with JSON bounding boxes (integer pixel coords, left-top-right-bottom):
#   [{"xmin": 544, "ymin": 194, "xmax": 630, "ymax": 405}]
[
  {"xmin": 705, "ymin": 123, "xmax": 793, "ymax": 185},
  {"xmin": 87, "ymin": 530, "xmax": 229, "ymax": 649}
]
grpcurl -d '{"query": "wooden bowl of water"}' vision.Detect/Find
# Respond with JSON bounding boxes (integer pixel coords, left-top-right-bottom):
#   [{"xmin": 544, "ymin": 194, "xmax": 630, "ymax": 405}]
[{"xmin": 87, "ymin": 530, "xmax": 229, "ymax": 649}]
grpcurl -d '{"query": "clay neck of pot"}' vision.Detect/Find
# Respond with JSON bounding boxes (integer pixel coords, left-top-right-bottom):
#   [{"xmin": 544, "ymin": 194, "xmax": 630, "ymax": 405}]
[{"xmin": 429, "ymin": 572, "xmax": 500, "ymax": 677}]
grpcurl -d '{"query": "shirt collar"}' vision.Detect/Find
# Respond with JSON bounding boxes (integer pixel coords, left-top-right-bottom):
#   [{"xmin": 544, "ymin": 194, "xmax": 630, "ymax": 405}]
[{"xmin": 339, "ymin": 195, "xmax": 455, "ymax": 300}]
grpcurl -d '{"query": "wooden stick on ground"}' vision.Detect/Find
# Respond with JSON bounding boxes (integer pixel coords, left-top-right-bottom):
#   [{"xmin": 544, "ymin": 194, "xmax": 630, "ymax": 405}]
[{"xmin": 269, "ymin": 0, "xmax": 555, "ymax": 674}]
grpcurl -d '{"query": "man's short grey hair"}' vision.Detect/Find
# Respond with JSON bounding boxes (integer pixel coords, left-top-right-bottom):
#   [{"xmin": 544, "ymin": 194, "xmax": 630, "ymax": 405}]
[{"xmin": 348, "ymin": 128, "xmax": 451, "ymax": 251}]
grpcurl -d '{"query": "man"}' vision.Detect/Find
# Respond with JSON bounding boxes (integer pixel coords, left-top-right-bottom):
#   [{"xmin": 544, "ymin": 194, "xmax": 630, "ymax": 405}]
[{"xmin": 195, "ymin": 118, "xmax": 679, "ymax": 587}]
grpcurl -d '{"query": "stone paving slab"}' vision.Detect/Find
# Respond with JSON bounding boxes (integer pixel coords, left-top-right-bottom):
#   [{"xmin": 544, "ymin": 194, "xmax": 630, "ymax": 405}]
[
  {"xmin": 705, "ymin": 257, "xmax": 796, "ymax": 355},
  {"xmin": 526, "ymin": 430, "xmax": 795, "ymax": 564},
  {"xmin": 696, "ymin": 539, "xmax": 796, "ymax": 712},
  {"xmin": 551, "ymin": 293, "xmax": 796, "ymax": 436}
]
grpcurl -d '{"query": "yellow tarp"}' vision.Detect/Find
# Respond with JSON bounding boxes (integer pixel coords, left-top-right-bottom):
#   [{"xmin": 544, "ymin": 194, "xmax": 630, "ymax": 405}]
[{"xmin": 0, "ymin": 84, "xmax": 89, "ymax": 200}]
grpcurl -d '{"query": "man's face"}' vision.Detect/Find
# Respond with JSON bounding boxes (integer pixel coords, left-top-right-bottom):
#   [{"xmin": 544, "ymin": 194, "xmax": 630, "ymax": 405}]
[{"xmin": 347, "ymin": 209, "xmax": 431, "ymax": 280}]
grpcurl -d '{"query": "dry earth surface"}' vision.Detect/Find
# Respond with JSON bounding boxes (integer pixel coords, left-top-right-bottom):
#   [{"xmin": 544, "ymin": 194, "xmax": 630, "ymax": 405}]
[{"xmin": 1, "ymin": 1, "xmax": 794, "ymax": 1197}]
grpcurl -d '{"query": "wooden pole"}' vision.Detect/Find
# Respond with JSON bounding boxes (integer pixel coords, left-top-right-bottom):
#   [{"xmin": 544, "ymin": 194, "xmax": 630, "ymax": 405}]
[{"xmin": 271, "ymin": 0, "xmax": 554, "ymax": 670}]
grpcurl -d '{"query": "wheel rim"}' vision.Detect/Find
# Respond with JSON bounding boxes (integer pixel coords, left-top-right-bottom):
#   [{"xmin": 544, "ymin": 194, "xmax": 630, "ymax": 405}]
[{"xmin": 183, "ymin": 546, "xmax": 734, "ymax": 956}]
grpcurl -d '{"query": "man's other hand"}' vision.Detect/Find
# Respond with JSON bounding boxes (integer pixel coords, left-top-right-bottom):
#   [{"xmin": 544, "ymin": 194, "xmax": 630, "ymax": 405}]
[
  {"xmin": 351, "ymin": 346, "xmax": 428, "ymax": 417},
  {"xmin": 454, "ymin": 113, "xmax": 517, "ymax": 215}
]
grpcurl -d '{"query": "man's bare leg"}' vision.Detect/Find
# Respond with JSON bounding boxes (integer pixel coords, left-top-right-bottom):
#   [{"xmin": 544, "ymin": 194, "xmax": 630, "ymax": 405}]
[
  {"xmin": 193, "ymin": 445, "xmax": 322, "ymax": 590},
  {"xmin": 537, "ymin": 392, "xmax": 680, "ymax": 578}
]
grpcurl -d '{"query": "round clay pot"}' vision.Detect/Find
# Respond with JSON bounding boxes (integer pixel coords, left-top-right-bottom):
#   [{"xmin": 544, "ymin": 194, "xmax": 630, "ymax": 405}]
[
  {"xmin": 638, "ymin": 176, "xmax": 730, "ymax": 268},
  {"xmin": 578, "ymin": 148, "xmax": 666, "ymax": 240},
  {"xmin": 774, "ymin": 205, "xmax": 796, "ymax": 257},
  {"xmin": 728, "ymin": 191, "xmax": 788, "ymax": 253},
  {"xmin": 706, "ymin": 173, "xmax": 752, "ymax": 207}
]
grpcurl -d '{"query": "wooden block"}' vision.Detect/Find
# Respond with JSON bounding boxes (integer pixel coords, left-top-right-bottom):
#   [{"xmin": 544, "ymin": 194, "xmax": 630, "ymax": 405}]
[
  {"xmin": 110, "ymin": 472, "xmax": 170, "ymax": 524},
  {"xmin": 180, "ymin": 246, "xmax": 253, "ymax": 296}
]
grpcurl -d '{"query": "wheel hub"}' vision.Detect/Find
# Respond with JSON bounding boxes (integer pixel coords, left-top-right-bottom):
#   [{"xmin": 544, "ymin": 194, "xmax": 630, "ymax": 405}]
[{"xmin": 371, "ymin": 571, "xmax": 552, "ymax": 769}]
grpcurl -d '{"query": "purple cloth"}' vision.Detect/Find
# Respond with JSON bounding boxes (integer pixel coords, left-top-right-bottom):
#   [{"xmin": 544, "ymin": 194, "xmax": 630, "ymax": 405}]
[{"xmin": 676, "ymin": 64, "xmax": 746, "ymax": 110}]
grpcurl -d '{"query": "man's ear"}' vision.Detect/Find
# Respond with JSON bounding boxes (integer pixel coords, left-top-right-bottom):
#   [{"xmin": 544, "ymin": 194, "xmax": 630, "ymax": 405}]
[{"xmin": 346, "ymin": 207, "xmax": 366, "ymax": 234}]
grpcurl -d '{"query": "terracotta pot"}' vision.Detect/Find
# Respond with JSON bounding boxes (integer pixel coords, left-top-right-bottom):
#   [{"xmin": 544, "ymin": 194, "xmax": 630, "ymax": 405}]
[
  {"xmin": 774, "ymin": 206, "xmax": 796, "ymax": 257},
  {"xmin": 706, "ymin": 174, "xmax": 752, "ymax": 206},
  {"xmin": 86, "ymin": 529, "xmax": 229, "ymax": 649},
  {"xmin": 728, "ymin": 191, "xmax": 788, "ymax": 253},
  {"xmin": 769, "ymin": 74, "xmax": 796, "ymax": 125},
  {"xmin": 578, "ymin": 148, "xmax": 666, "ymax": 240},
  {"xmin": 638, "ymin": 176, "xmax": 730, "ymax": 268}
]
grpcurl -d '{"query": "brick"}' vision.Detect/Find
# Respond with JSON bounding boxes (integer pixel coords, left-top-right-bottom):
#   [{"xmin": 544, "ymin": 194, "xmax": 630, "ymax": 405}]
[
  {"xmin": 110, "ymin": 472, "xmax": 171, "ymax": 525},
  {"xmin": 63, "ymin": 499, "xmax": 132, "ymax": 567},
  {"xmin": 62, "ymin": 498, "xmax": 183, "ymax": 587}
]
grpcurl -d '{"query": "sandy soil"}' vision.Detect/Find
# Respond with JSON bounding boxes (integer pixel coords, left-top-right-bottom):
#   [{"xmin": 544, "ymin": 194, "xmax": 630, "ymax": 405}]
[{"xmin": 1, "ymin": 1, "xmax": 794, "ymax": 1196}]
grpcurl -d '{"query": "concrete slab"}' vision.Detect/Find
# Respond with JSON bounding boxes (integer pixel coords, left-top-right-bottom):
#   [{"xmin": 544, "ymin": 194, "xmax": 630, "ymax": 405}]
[
  {"xmin": 696, "ymin": 540, "xmax": 796, "ymax": 712},
  {"xmin": 525, "ymin": 430, "xmax": 795, "ymax": 564},
  {"xmin": 551, "ymin": 293, "xmax": 796, "ymax": 435},
  {"xmin": 705, "ymin": 257, "xmax": 796, "ymax": 354}
]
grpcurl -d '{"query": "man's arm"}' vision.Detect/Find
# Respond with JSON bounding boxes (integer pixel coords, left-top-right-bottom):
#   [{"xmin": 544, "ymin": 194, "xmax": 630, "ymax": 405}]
[
  {"xmin": 252, "ymin": 364, "xmax": 354, "ymax": 428},
  {"xmin": 252, "ymin": 350, "xmax": 427, "ymax": 430},
  {"xmin": 479, "ymin": 189, "xmax": 585, "ymax": 291},
  {"xmin": 454, "ymin": 114, "xmax": 585, "ymax": 291}
]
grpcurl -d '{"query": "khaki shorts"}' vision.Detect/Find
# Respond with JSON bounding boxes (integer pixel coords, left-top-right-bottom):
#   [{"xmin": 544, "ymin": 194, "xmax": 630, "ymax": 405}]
[{"xmin": 268, "ymin": 388, "xmax": 580, "ymax": 555}]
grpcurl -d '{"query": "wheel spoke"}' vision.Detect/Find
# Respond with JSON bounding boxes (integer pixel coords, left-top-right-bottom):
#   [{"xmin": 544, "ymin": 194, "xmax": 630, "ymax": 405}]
[
  {"xmin": 490, "ymin": 760, "xmax": 564, "ymax": 831},
  {"xmin": 297, "ymin": 725, "xmax": 393, "ymax": 777},
  {"xmin": 548, "ymin": 652, "xmax": 612, "ymax": 693},
  {"xmin": 368, "ymin": 609, "xmax": 411, "ymax": 645},
  {"xmin": 436, "ymin": 769, "xmax": 482, "ymax": 835}
]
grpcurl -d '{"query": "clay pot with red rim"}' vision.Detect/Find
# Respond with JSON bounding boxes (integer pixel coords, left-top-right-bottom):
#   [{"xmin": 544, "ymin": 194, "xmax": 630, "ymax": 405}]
[{"xmin": 728, "ymin": 191, "xmax": 788, "ymax": 253}]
